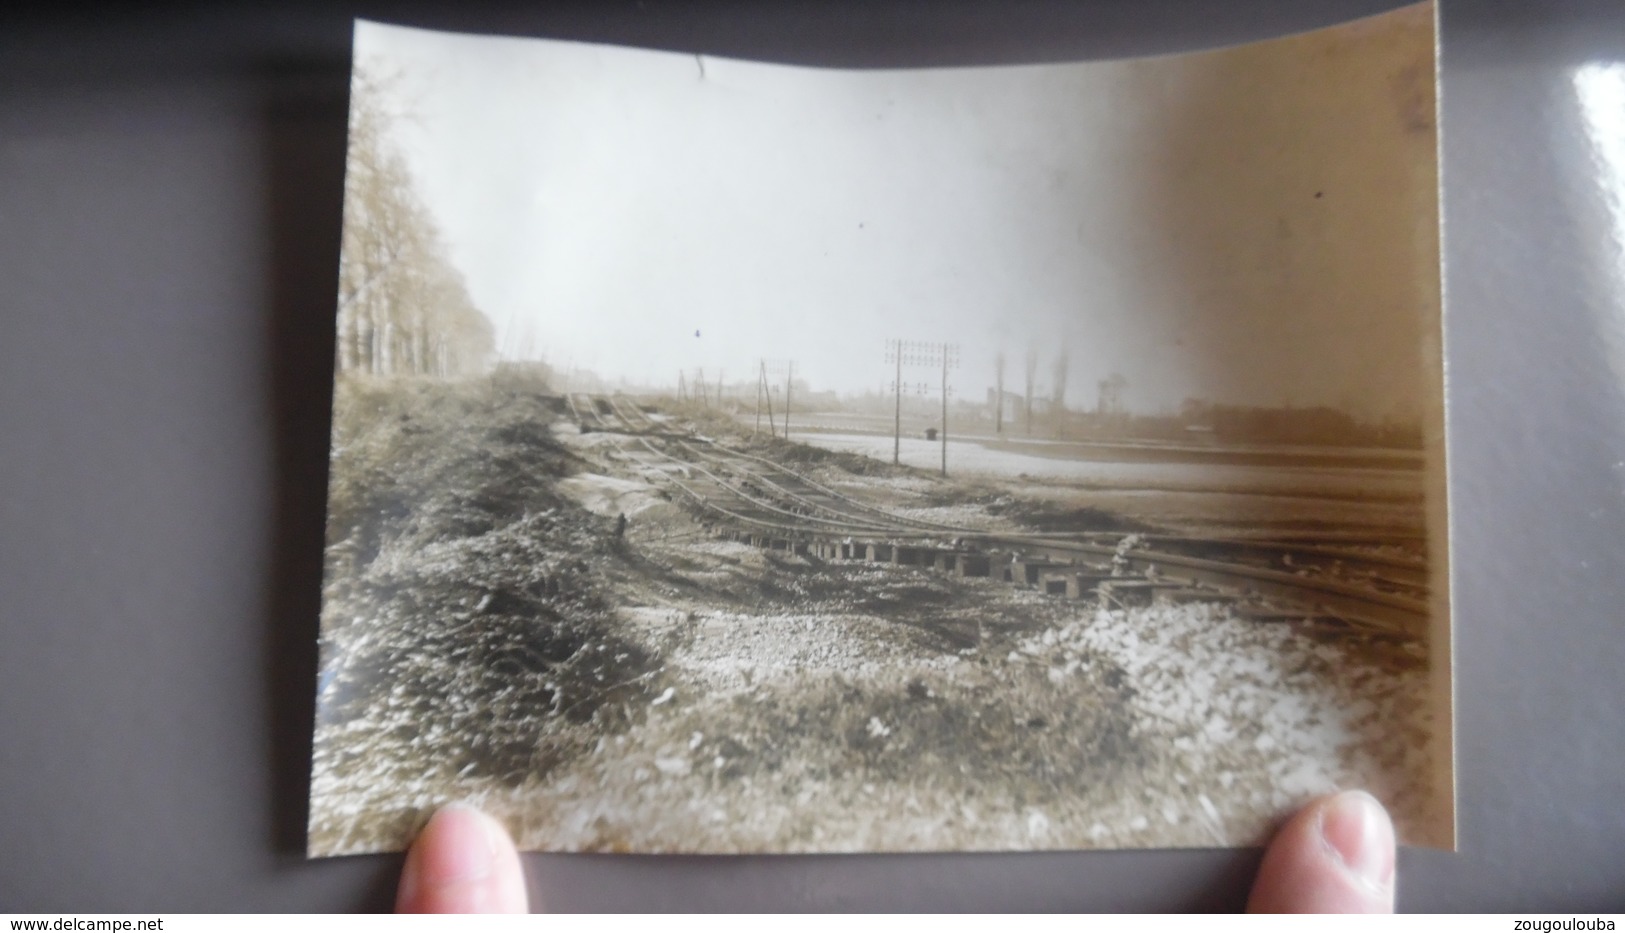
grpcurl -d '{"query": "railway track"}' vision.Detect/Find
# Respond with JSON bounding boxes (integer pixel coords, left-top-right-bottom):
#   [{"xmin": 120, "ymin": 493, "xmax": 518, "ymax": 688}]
[{"xmin": 578, "ymin": 393, "xmax": 1430, "ymax": 639}]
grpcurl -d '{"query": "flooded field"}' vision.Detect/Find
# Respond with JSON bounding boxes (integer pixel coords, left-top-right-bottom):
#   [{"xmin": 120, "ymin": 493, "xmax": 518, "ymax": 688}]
[{"xmin": 790, "ymin": 430, "xmax": 1422, "ymax": 502}]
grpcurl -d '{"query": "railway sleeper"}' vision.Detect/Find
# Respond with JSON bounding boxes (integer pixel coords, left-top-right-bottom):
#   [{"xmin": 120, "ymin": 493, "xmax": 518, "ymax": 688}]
[
  {"xmin": 1042, "ymin": 570, "xmax": 1117, "ymax": 598},
  {"xmin": 714, "ymin": 526, "xmax": 1411, "ymax": 638},
  {"xmin": 725, "ymin": 527, "xmax": 1350, "ymax": 615},
  {"xmin": 1096, "ymin": 578, "xmax": 1183, "ymax": 609},
  {"xmin": 891, "ymin": 545, "xmax": 942, "ymax": 567},
  {"xmin": 1000, "ymin": 556, "xmax": 1061, "ymax": 587}
]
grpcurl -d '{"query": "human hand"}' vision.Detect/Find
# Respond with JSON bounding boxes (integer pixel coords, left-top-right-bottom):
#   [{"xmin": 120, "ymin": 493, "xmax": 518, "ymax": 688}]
[
  {"xmin": 395, "ymin": 804, "xmax": 529, "ymax": 913},
  {"xmin": 1247, "ymin": 790, "xmax": 1397, "ymax": 913},
  {"xmin": 395, "ymin": 789, "xmax": 1395, "ymax": 913}
]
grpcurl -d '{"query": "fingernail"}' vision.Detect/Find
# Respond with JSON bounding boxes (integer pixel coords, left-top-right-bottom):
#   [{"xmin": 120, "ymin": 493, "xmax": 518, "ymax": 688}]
[
  {"xmin": 1318, "ymin": 791, "xmax": 1396, "ymax": 893},
  {"xmin": 419, "ymin": 803, "xmax": 499, "ymax": 886}
]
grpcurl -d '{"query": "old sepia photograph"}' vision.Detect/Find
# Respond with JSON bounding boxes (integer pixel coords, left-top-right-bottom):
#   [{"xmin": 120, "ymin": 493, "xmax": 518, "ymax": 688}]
[{"xmin": 310, "ymin": 3, "xmax": 1453, "ymax": 857}]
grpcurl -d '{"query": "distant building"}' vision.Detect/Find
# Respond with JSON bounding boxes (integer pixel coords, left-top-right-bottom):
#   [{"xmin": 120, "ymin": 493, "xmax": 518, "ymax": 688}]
[
  {"xmin": 986, "ymin": 387, "xmax": 1023, "ymax": 426},
  {"xmin": 981, "ymin": 386, "xmax": 1020, "ymax": 429}
]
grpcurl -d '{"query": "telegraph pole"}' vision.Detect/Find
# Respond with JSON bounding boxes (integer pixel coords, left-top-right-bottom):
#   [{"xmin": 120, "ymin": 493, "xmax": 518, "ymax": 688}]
[
  {"xmin": 939, "ymin": 343, "xmax": 959, "ymax": 477},
  {"xmin": 760, "ymin": 358, "xmax": 794, "ymax": 439},
  {"xmin": 760, "ymin": 360, "xmax": 775, "ymax": 437},
  {"xmin": 942, "ymin": 345, "xmax": 949, "ymax": 476},
  {"xmin": 885, "ymin": 339, "xmax": 957, "ymax": 475},
  {"xmin": 885, "ymin": 339, "xmax": 904, "ymax": 464},
  {"xmin": 893, "ymin": 346, "xmax": 902, "ymax": 464}
]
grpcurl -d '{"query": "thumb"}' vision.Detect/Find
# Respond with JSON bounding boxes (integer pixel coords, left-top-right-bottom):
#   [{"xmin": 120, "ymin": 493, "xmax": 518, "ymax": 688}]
[
  {"xmin": 1247, "ymin": 790, "xmax": 1397, "ymax": 913},
  {"xmin": 396, "ymin": 804, "xmax": 530, "ymax": 913}
]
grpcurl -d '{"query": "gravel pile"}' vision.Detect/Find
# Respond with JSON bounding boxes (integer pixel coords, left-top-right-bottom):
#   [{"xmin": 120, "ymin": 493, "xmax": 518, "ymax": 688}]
[
  {"xmin": 1011, "ymin": 602, "xmax": 1437, "ymax": 844},
  {"xmin": 674, "ymin": 610, "xmax": 959, "ymax": 694}
]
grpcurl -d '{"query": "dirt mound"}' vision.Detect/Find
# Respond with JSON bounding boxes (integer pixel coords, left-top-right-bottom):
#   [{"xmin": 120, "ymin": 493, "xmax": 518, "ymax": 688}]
[
  {"xmin": 735, "ymin": 434, "xmax": 906, "ymax": 477},
  {"xmin": 312, "ymin": 378, "xmax": 665, "ymax": 851},
  {"xmin": 555, "ymin": 472, "xmax": 664, "ymax": 518},
  {"xmin": 984, "ymin": 498, "xmax": 1155, "ymax": 534}
]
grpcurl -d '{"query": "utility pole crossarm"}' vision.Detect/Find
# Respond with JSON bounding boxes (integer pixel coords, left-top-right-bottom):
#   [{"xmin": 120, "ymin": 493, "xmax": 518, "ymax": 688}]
[
  {"xmin": 886, "ymin": 338, "xmax": 957, "ymax": 475},
  {"xmin": 942, "ymin": 344, "xmax": 949, "ymax": 476}
]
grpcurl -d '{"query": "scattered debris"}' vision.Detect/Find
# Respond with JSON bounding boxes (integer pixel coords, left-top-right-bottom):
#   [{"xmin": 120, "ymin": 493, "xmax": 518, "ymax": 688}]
[{"xmin": 310, "ymin": 380, "xmax": 1435, "ymax": 856}]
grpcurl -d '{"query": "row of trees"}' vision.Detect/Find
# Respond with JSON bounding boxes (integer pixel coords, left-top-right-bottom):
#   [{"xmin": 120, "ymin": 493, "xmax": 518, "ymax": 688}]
[
  {"xmin": 992, "ymin": 348, "xmax": 1121, "ymax": 434},
  {"xmin": 984, "ymin": 352, "xmax": 1419, "ymax": 446},
  {"xmin": 335, "ymin": 68, "xmax": 494, "ymax": 378}
]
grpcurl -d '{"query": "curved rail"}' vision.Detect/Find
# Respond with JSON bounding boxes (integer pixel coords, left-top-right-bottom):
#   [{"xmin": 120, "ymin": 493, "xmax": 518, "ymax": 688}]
[
  {"xmin": 631, "ymin": 436, "xmax": 907, "ymax": 534},
  {"xmin": 580, "ymin": 394, "xmax": 1430, "ymax": 635}
]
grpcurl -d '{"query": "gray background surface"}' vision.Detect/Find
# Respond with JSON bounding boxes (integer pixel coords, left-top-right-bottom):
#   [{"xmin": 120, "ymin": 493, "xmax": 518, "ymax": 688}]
[{"xmin": 2, "ymin": 0, "xmax": 1623, "ymax": 912}]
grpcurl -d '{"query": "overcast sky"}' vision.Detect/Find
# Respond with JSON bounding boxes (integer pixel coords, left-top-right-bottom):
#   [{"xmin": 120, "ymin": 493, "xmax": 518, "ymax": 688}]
[{"xmin": 353, "ymin": 5, "xmax": 1438, "ymax": 420}]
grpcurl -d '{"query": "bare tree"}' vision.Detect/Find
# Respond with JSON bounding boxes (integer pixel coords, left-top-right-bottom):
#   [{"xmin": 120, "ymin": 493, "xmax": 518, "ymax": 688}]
[
  {"xmin": 1051, "ymin": 348, "xmax": 1070, "ymax": 429},
  {"xmin": 1097, "ymin": 371, "xmax": 1128, "ymax": 417},
  {"xmin": 1023, "ymin": 346, "xmax": 1039, "ymax": 436},
  {"xmin": 993, "ymin": 351, "xmax": 1006, "ymax": 434}
]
